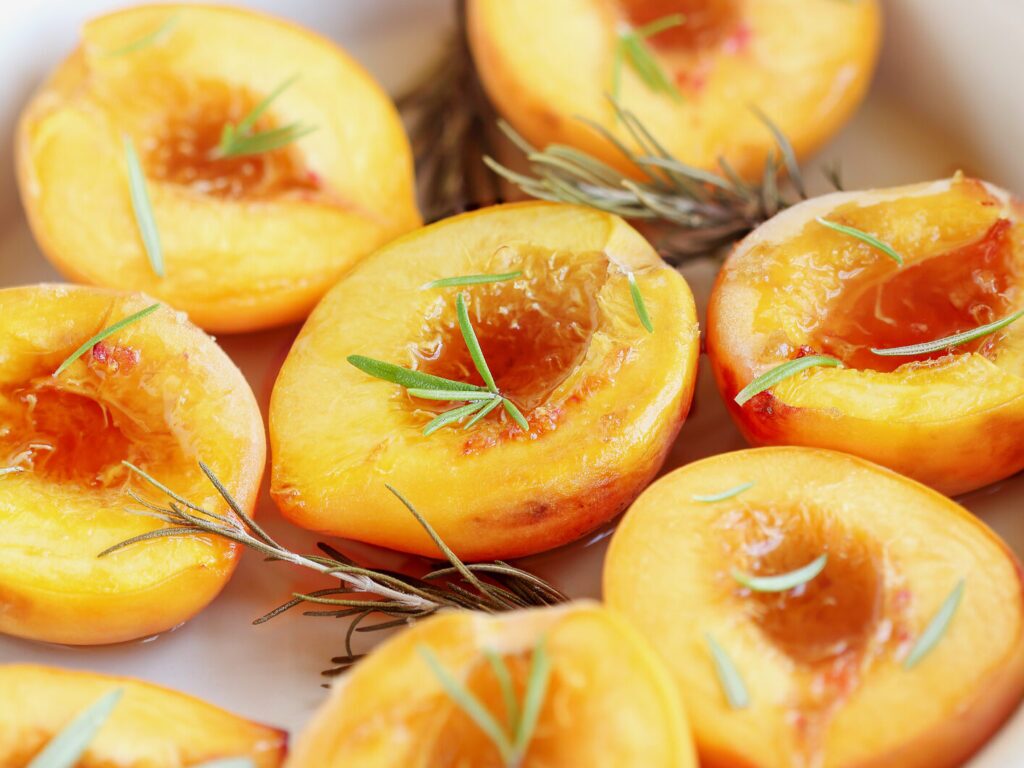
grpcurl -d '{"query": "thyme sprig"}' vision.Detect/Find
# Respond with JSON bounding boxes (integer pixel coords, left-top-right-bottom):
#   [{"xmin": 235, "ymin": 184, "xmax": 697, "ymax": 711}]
[
  {"xmin": 613, "ymin": 14, "xmax": 684, "ymax": 102},
  {"xmin": 101, "ymin": 461, "xmax": 566, "ymax": 675},
  {"xmin": 53, "ymin": 303, "xmax": 160, "ymax": 378},
  {"xmin": 486, "ymin": 101, "xmax": 805, "ymax": 263},
  {"xmin": 871, "ymin": 308, "xmax": 1024, "ymax": 357},
  {"xmin": 213, "ymin": 75, "xmax": 315, "ymax": 159},
  {"xmin": 734, "ymin": 355, "xmax": 843, "ymax": 406},
  {"xmin": 124, "ymin": 137, "xmax": 164, "ymax": 278}
]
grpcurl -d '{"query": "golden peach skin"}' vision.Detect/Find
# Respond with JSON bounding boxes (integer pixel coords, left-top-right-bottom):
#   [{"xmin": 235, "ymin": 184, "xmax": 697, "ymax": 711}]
[
  {"xmin": 708, "ymin": 175, "xmax": 1024, "ymax": 496},
  {"xmin": 0, "ymin": 284, "xmax": 264, "ymax": 645},
  {"xmin": 0, "ymin": 664, "xmax": 286, "ymax": 765},
  {"xmin": 604, "ymin": 447, "xmax": 1024, "ymax": 768},
  {"xmin": 17, "ymin": 4, "xmax": 420, "ymax": 333},
  {"xmin": 288, "ymin": 603, "xmax": 697, "ymax": 767},
  {"xmin": 270, "ymin": 202, "xmax": 700, "ymax": 560},
  {"xmin": 468, "ymin": 0, "xmax": 880, "ymax": 179}
]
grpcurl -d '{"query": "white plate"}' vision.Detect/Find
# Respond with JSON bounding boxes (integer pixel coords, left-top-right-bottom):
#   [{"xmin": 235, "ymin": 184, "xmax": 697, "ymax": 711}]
[{"xmin": 1, "ymin": 1, "xmax": 1023, "ymax": 764}]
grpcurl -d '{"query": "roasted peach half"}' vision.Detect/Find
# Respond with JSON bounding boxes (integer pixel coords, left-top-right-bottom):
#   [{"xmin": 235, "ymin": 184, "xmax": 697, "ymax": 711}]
[
  {"xmin": 604, "ymin": 447, "xmax": 1024, "ymax": 768},
  {"xmin": 0, "ymin": 664, "xmax": 286, "ymax": 765},
  {"xmin": 708, "ymin": 176, "xmax": 1024, "ymax": 495},
  {"xmin": 288, "ymin": 603, "xmax": 696, "ymax": 767},
  {"xmin": 17, "ymin": 4, "xmax": 420, "ymax": 333},
  {"xmin": 0, "ymin": 285, "xmax": 264, "ymax": 645},
  {"xmin": 270, "ymin": 202, "xmax": 699, "ymax": 560},
  {"xmin": 468, "ymin": 0, "xmax": 880, "ymax": 178}
]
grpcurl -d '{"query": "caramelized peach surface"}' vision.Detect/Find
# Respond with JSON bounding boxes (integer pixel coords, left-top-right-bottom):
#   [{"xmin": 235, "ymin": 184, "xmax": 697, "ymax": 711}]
[
  {"xmin": 270, "ymin": 202, "xmax": 700, "ymax": 560},
  {"xmin": 708, "ymin": 176, "xmax": 1024, "ymax": 495},
  {"xmin": 288, "ymin": 603, "xmax": 696, "ymax": 767},
  {"xmin": 16, "ymin": 4, "xmax": 420, "ymax": 333},
  {"xmin": 468, "ymin": 0, "xmax": 880, "ymax": 178},
  {"xmin": 0, "ymin": 284, "xmax": 264, "ymax": 645},
  {"xmin": 603, "ymin": 447, "xmax": 1024, "ymax": 768},
  {"xmin": 0, "ymin": 664, "xmax": 286, "ymax": 766}
]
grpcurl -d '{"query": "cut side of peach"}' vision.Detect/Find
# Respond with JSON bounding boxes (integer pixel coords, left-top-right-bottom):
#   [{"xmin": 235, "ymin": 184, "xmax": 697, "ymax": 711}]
[
  {"xmin": 0, "ymin": 664, "xmax": 286, "ymax": 765},
  {"xmin": 604, "ymin": 447, "xmax": 1024, "ymax": 768},
  {"xmin": 287, "ymin": 603, "xmax": 697, "ymax": 767},
  {"xmin": 0, "ymin": 285, "xmax": 264, "ymax": 645},
  {"xmin": 270, "ymin": 202, "xmax": 700, "ymax": 560},
  {"xmin": 468, "ymin": 0, "xmax": 880, "ymax": 179},
  {"xmin": 708, "ymin": 175, "xmax": 1024, "ymax": 495},
  {"xmin": 17, "ymin": 4, "xmax": 420, "ymax": 333}
]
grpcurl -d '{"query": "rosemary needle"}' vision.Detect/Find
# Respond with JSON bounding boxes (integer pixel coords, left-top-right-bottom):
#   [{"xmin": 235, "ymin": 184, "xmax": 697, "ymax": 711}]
[
  {"xmin": 706, "ymin": 634, "xmax": 749, "ymax": 709},
  {"xmin": 904, "ymin": 579, "xmax": 965, "ymax": 670},
  {"xmin": 732, "ymin": 554, "xmax": 828, "ymax": 593},
  {"xmin": 423, "ymin": 401, "xmax": 490, "ymax": 437},
  {"xmin": 456, "ymin": 293, "xmax": 498, "ymax": 393},
  {"xmin": 871, "ymin": 309, "xmax": 1024, "ymax": 357},
  {"xmin": 347, "ymin": 355, "xmax": 485, "ymax": 393},
  {"xmin": 627, "ymin": 272, "xmax": 654, "ymax": 333},
  {"xmin": 124, "ymin": 137, "xmax": 164, "ymax": 278},
  {"xmin": 692, "ymin": 482, "xmax": 754, "ymax": 503},
  {"xmin": 103, "ymin": 14, "xmax": 179, "ymax": 57},
  {"xmin": 734, "ymin": 355, "xmax": 843, "ymax": 406},
  {"xmin": 613, "ymin": 14, "xmax": 684, "ymax": 102},
  {"xmin": 53, "ymin": 303, "xmax": 160, "ymax": 377},
  {"xmin": 215, "ymin": 75, "xmax": 315, "ymax": 159},
  {"xmin": 28, "ymin": 688, "xmax": 123, "ymax": 768},
  {"xmin": 424, "ymin": 271, "xmax": 522, "ymax": 289},
  {"xmin": 816, "ymin": 217, "xmax": 904, "ymax": 266}
]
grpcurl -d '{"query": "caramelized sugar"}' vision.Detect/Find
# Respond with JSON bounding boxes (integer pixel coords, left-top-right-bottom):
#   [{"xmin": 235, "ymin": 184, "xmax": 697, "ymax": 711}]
[
  {"xmin": 413, "ymin": 247, "xmax": 607, "ymax": 416},
  {"xmin": 812, "ymin": 219, "xmax": 1019, "ymax": 372},
  {"xmin": 619, "ymin": 0, "xmax": 740, "ymax": 49},
  {"xmin": 146, "ymin": 79, "xmax": 321, "ymax": 200}
]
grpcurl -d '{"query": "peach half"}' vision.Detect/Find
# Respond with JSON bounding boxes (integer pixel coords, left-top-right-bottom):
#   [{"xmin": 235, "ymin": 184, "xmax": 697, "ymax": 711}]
[
  {"xmin": 17, "ymin": 4, "xmax": 420, "ymax": 333},
  {"xmin": 708, "ymin": 175, "xmax": 1024, "ymax": 496},
  {"xmin": 604, "ymin": 447, "xmax": 1024, "ymax": 768},
  {"xmin": 0, "ymin": 664, "xmax": 286, "ymax": 765},
  {"xmin": 468, "ymin": 0, "xmax": 880, "ymax": 178},
  {"xmin": 288, "ymin": 603, "xmax": 696, "ymax": 767},
  {"xmin": 0, "ymin": 285, "xmax": 264, "ymax": 645},
  {"xmin": 270, "ymin": 202, "xmax": 699, "ymax": 560}
]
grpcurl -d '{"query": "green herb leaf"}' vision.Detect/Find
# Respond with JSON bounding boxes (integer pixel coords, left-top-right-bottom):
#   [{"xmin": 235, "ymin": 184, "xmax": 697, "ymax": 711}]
[
  {"xmin": 423, "ymin": 401, "xmax": 490, "ymax": 436},
  {"xmin": 124, "ymin": 136, "xmax": 164, "ymax": 278},
  {"xmin": 513, "ymin": 637, "xmax": 551, "ymax": 759},
  {"xmin": 706, "ymin": 634, "xmax": 749, "ymax": 709},
  {"xmin": 407, "ymin": 389, "xmax": 498, "ymax": 402},
  {"xmin": 456, "ymin": 293, "xmax": 498, "ymax": 393},
  {"xmin": 627, "ymin": 272, "xmax": 654, "ymax": 333},
  {"xmin": 871, "ymin": 309, "xmax": 1024, "ymax": 357},
  {"xmin": 614, "ymin": 14, "xmax": 684, "ymax": 102},
  {"xmin": 53, "ymin": 303, "xmax": 160, "ymax": 378},
  {"xmin": 0, "ymin": 467, "xmax": 24, "ymax": 477},
  {"xmin": 502, "ymin": 398, "xmax": 530, "ymax": 432},
  {"xmin": 816, "ymin": 217, "xmax": 904, "ymax": 265},
  {"xmin": 103, "ymin": 14, "xmax": 179, "ymax": 57},
  {"xmin": 347, "ymin": 355, "xmax": 486, "ymax": 393},
  {"xmin": 732, "ymin": 554, "xmax": 828, "ymax": 593},
  {"xmin": 424, "ymin": 271, "xmax": 522, "ymax": 289},
  {"xmin": 28, "ymin": 688, "xmax": 123, "ymax": 768},
  {"xmin": 734, "ymin": 355, "xmax": 843, "ymax": 406},
  {"xmin": 904, "ymin": 579, "xmax": 965, "ymax": 670},
  {"xmin": 464, "ymin": 396, "xmax": 504, "ymax": 429},
  {"xmin": 215, "ymin": 75, "xmax": 314, "ymax": 159},
  {"xmin": 691, "ymin": 482, "xmax": 754, "ymax": 503},
  {"xmin": 484, "ymin": 648, "xmax": 520, "ymax": 728}
]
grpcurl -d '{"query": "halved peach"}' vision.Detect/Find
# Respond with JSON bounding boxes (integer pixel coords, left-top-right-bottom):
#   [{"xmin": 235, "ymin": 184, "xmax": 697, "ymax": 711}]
[
  {"xmin": 17, "ymin": 4, "xmax": 420, "ymax": 333},
  {"xmin": 468, "ymin": 0, "xmax": 880, "ymax": 178},
  {"xmin": 0, "ymin": 284, "xmax": 264, "ymax": 645},
  {"xmin": 707, "ymin": 175, "xmax": 1024, "ymax": 495},
  {"xmin": 604, "ymin": 447, "xmax": 1024, "ymax": 768},
  {"xmin": 288, "ymin": 602, "xmax": 696, "ymax": 766},
  {"xmin": 0, "ymin": 664, "xmax": 286, "ymax": 765},
  {"xmin": 270, "ymin": 202, "xmax": 699, "ymax": 560}
]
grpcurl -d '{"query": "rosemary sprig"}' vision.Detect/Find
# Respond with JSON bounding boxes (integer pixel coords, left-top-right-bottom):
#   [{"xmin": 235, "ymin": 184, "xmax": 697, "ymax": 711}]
[
  {"xmin": 627, "ymin": 272, "xmax": 653, "ymax": 333},
  {"xmin": 103, "ymin": 14, "xmax": 179, "ymax": 58},
  {"xmin": 732, "ymin": 554, "xmax": 828, "ymax": 593},
  {"xmin": 692, "ymin": 482, "xmax": 753, "ymax": 503},
  {"xmin": 706, "ymin": 634, "xmax": 749, "ymax": 709},
  {"xmin": 28, "ymin": 688, "xmax": 123, "ymax": 768},
  {"xmin": 102, "ymin": 461, "xmax": 566, "ymax": 675},
  {"xmin": 613, "ymin": 14, "xmax": 684, "ymax": 102},
  {"xmin": 903, "ymin": 579, "xmax": 965, "ymax": 670},
  {"xmin": 420, "ymin": 637, "xmax": 550, "ymax": 767},
  {"xmin": 53, "ymin": 303, "xmax": 160, "ymax": 378},
  {"xmin": 871, "ymin": 309, "xmax": 1024, "ymax": 357},
  {"xmin": 124, "ymin": 137, "xmax": 164, "ymax": 278},
  {"xmin": 424, "ymin": 271, "xmax": 522, "ymax": 289},
  {"xmin": 213, "ymin": 76, "xmax": 315, "ymax": 159},
  {"xmin": 486, "ymin": 100, "xmax": 805, "ymax": 263},
  {"xmin": 816, "ymin": 218, "xmax": 904, "ymax": 265},
  {"xmin": 734, "ymin": 355, "xmax": 843, "ymax": 406}
]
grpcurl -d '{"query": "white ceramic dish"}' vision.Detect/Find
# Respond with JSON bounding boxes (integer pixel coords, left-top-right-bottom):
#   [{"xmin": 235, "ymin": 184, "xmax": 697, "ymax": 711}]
[{"xmin": 1, "ymin": 1, "xmax": 1023, "ymax": 764}]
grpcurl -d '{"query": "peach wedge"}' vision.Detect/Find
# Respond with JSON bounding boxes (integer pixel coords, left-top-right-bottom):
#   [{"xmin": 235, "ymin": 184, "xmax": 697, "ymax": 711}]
[
  {"xmin": 0, "ymin": 664, "xmax": 286, "ymax": 765},
  {"xmin": 270, "ymin": 202, "xmax": 699, "ymax": 560},
  {"xmin": 17, "ymin": 4, "xmax": 420, "ymax": 333},
  {"xmin": 288, "ymin": 603, "xmax": 696, "ymax": 767},
  {"xmin": 0, "ymin": 285, "xmax": 264, "ymax": 645},
  {"xmin": 604, "ymin": 447, "xmax": 1024, "ymax": 768},
  {"xmin": 708, "ymin": 175, "xmax": 1024, "ymax": 495},
  {"xmin": 468, "ymin": 0, "xmax": 880, "ymax": 178}
]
